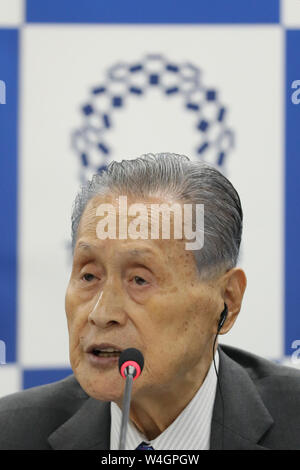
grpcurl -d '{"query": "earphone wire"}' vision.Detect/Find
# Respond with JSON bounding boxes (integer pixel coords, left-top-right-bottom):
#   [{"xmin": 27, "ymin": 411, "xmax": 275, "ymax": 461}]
[{"xmin": 212, "ymin": 331, "xmax": 225, "ymax": 450}]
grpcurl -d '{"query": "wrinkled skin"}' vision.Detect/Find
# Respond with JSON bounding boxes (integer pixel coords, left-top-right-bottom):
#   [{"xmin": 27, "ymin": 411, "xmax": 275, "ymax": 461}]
[{"xmin": 65, "ymin": 193, "xmax": 247, "ymax": 439}]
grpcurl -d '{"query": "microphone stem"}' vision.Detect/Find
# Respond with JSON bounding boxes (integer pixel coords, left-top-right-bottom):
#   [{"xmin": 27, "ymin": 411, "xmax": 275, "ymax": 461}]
[{"xmin": 119, "ymin": 373, "xmax": 134, "ymax": 450}]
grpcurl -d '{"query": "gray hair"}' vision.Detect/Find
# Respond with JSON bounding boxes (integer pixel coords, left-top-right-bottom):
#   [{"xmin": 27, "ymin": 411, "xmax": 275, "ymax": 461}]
[{"xmin": 71, "ymin": 153, "xmax": 243, "ymax": 279}]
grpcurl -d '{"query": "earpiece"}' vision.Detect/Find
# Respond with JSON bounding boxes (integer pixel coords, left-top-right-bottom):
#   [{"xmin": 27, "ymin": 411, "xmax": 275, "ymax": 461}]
[{"xmin": 217, "ymin": 303, "xmax": 228, "ymax": 332}]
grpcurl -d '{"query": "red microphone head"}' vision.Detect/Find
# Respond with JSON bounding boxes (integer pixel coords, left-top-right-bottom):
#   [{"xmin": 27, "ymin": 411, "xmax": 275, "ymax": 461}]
[{"xmin": 119, "ymin": 348, "xmax": 144, "ymax": 380}]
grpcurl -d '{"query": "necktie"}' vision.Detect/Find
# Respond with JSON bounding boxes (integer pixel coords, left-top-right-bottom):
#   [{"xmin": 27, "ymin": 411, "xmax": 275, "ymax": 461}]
[{"xmin": 135, "ymin": 441, "xmax": 154, "ymax": 450}]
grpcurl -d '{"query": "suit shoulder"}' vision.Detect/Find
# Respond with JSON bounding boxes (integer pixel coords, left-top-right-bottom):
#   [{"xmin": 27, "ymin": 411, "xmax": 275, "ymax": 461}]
[
  {"xmin": 219, "ymin": 343, "xmax": 300, "ymax": 385},
  {"xmin": 0, "ymin": 373, "xmax": 88, "ymax": 412},
  {"xmin": 0, "ymin": 374, "xmax": 88, "ymax": 449},
  {"xmin": 219, "ymin": 344, "xmax": 300, "ymax": 448}
]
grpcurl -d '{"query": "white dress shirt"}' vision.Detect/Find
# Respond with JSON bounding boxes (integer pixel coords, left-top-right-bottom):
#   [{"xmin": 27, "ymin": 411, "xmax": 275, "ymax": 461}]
[{"xmin": 110, "ymin": 350, "xmax": 219, "ymax": 450}]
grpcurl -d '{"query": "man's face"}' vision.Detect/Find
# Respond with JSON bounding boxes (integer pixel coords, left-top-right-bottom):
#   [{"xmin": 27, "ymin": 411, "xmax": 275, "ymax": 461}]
[{"xmin": 65, "ymin": 194, "xmax": 223, "ymax": 403}]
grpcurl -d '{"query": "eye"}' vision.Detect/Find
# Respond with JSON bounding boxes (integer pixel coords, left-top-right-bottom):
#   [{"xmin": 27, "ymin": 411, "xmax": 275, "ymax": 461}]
[
  {"xmin": 82, "ymin": 273, "xmax": 96, "ymax": 282},
  {"xmin": 133, "ymin": 276, "xmax": 148, "ymax": 286}
]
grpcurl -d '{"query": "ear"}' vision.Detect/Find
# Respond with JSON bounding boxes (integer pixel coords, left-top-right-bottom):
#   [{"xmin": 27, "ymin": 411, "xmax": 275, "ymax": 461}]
[{"xmin": 217, "ymin": 268, "xmax": 247, "ymax": 335}]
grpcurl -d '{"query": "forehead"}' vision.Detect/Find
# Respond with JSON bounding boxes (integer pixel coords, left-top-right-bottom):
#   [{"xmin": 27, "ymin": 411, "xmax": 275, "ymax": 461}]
[
  {"xmin": 77, "ymin": 193, "xmax": 185, "ymax": 234},
  {"xmin": 75, "ymin": 193, "xmax": 196, "ymax": 267}
]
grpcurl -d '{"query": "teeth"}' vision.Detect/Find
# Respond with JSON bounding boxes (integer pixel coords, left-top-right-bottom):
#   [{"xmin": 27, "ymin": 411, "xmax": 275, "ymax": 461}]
[{"xmin": 93, "ymin": 347, "xmax": 120, "ymax": 353}]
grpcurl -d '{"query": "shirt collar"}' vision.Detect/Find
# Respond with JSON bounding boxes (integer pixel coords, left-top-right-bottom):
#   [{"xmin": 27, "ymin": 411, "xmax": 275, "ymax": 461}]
[{"xmin": 110, "ymin": 349, "xmax": 219, "ymax": 450}]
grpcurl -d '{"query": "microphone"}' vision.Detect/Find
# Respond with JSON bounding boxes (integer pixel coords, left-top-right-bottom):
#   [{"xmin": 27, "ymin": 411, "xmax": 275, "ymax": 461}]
[{"xmin": 118, "ymin": 348, "xmax": 144, "ymax": 450}]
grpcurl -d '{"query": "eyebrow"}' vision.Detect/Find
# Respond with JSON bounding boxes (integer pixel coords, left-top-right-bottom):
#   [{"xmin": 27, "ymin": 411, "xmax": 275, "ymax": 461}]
[
  {"xmin": 127, "ymin": 249, "xmax": 155, "ymax": 257},
  {"xmin": 77, "ymin": 242, "xmax": 94, "ymax": 251},
  {"xmin": 76, "ymin": 242, "xmax": 156, "ymax": 258}
]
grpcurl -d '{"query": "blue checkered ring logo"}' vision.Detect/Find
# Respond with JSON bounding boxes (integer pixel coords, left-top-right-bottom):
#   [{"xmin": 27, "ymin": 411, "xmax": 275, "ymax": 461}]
[{"xmin": 71, "ymin": 54, "xmax": 234, "ymax": 182}]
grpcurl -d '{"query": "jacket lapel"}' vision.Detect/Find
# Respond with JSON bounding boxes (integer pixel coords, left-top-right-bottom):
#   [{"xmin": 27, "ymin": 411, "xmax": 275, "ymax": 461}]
[
  {"xmin": 210, "ymin": 346, "xmax": 274, "ymax": 450},
  {"xmin": 48, "ymin": 397, "xmax": 111, "ymax": 450}
]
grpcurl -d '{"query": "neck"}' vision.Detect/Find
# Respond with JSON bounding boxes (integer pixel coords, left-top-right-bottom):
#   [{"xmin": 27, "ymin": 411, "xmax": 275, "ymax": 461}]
[{"xmin": 119, "ymin": 346, "xmax": 215, "ymax": 441}]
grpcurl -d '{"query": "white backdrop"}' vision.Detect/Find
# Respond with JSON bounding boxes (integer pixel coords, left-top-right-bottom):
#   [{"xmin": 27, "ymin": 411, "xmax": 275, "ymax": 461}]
[{"xmin": 1, "ymin": 0, "xmax": 299, "ymax": 397}]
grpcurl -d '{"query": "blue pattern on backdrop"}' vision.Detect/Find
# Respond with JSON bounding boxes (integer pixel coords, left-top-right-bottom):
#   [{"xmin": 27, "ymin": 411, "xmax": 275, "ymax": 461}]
[
  {"xmin": 285, "ymin": 30, "xmax": 300, "ymax": 356},
  {"xmin": 72, "ymin": 54, "xmax": 234, "ymax": 183},
  {"xmin": 26, "ymin": 0, "xmax": 280, "ymax": 24},
  {"xmin": 0, "ymin": 29, "xmax": 18, "ymax": 364},
  {"xmin": 23, "ymin": 368, "xmax": 73, "ymax": 389}
]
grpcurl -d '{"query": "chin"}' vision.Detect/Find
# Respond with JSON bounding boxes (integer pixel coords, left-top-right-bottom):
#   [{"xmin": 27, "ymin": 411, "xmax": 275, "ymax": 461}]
[{"xmin": 75, "ymin": 367, "xmax": 124, "ymax": 402}]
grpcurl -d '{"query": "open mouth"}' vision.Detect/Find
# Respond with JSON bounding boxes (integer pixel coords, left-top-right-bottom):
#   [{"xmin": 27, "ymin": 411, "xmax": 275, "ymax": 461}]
[{"xmin": 91, "ymin": 348, "xmax": 121, "ymax": 358}]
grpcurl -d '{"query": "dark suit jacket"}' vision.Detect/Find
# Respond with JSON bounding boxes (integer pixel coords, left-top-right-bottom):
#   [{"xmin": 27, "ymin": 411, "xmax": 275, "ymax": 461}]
[{"xmin": 0, "ymin": 344, "xmax": 300, "ymax": 450}]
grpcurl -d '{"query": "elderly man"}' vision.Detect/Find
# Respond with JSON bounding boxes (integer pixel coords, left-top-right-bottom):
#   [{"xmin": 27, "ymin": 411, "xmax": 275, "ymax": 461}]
[{"xmin": 0, "ymin": 153, "xmax": 299, "ymax": 450}]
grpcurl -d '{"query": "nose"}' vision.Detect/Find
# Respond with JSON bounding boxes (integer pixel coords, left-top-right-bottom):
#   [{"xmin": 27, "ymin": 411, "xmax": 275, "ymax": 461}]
[{"xmin": 88, "ymin": 281, "xmax": 127, "ymax": 329}]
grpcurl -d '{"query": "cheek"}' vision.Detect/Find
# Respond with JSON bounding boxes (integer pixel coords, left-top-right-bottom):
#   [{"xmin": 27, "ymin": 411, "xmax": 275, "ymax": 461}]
[
  {"xmin": 65, "ymin": 284, "xmax": 78, "ymax": 327},
  {"xmin": 141, "ymin": 290, "xmax": 215, "ymax": 371},
  {"xmin": 143, "ymin": 289, "xmax": 207, "ymax": 337},
  {"xmin": 65, "ymin": 291, "xmax": 89, "ymax": 353},
  {"xmin": 66, "ymin": 282, "xmax": 93, "ymax": 326}
]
